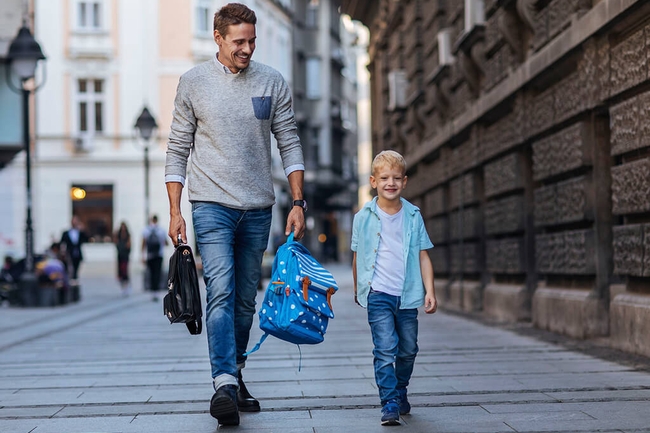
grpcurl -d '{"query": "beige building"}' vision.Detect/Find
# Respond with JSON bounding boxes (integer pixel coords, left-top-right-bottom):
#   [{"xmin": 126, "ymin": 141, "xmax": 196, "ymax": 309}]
[
  {"xmin": 0, "ymin": 0, "xmax": 294, "ymax": 268},
  {"xmin": 342, "ymin": 0, "xmax": 650, "ymax": 358}
]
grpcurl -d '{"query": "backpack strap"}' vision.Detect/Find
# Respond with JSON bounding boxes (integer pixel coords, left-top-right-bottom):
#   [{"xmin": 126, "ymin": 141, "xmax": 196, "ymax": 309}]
[
  {"xmin": 327, "ymin": 287, "xmax": 335, "ymax": 310},
  {"xmin": 243, "ymin": 333, "xmax": 269, "ymax": 357},
  {"xmin": 302, "ymin": 276, "xmax": 310, "ymax": 301},
  {"xmin": 244, "ymin": 333, "xmax": 304, "ymax": 371}
]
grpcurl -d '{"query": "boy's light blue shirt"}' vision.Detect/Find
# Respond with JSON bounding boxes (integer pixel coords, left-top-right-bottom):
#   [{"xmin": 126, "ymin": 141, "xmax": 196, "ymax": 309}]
[{"xmin": 351, "ymin": 197, "xmax": 434, "ymax": 309}]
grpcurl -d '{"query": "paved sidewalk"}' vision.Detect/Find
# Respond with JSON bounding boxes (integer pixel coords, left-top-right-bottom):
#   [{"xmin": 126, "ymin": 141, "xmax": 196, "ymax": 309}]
[{"xmin": 1, "ymin": 263, "xmax": 650, "ymax": 432}]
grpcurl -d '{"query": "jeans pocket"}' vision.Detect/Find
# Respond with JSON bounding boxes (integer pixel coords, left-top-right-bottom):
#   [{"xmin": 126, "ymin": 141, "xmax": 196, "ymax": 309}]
[{"xmin": 251, "ymin": 96, "xmax": 272, "ymax": 119}]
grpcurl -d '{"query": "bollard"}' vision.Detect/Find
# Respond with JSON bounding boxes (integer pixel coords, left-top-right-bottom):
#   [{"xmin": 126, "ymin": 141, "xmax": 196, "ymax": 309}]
[
  {"xmin": 38, "ymin": 284, "xmax": 57, "ymax": 307},
  {"xmin": 70, "ymin": 283, "xmax": 81, "ymax": 303},
  {"xmin": 18, "ymin": 273, "xmax": 39, "ymax": 307}
]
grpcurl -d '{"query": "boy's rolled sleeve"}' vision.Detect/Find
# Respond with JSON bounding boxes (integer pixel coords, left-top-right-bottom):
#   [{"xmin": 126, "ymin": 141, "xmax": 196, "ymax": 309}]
[
  {"xmin": 350, "ymin": 214, "xmax": 359, "ymax": 252},
  {"xmin": 418, "ymin": 216, "xmax": 433, "ymax": 250}
]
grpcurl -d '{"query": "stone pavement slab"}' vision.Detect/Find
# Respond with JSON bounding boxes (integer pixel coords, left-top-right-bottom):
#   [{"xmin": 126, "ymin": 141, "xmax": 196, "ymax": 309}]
[{"xmin": 1, "ymin": 263, "xmax": 650, "ymax": 432}]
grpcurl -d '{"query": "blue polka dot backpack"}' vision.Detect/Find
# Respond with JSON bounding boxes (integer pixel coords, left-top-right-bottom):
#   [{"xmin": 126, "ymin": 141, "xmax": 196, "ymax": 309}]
[{"xmin": 245, "ymin": 233, "xmax": 339, "ymax": 357}]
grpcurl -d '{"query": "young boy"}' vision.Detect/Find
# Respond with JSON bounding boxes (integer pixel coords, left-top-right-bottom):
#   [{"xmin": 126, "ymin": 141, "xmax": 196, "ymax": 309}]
[{"xmin": 351, "ymin": 150, "xmax": 437, "ymax": 426}]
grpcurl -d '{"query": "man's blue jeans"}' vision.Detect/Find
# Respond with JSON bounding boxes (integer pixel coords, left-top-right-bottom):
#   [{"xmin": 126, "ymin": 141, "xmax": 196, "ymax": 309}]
[
  {"xmin": 192, "ymin": 202, "xmax": 271, "ymax": 390},
  {"xmin": 367, "ymin": 289, "xmax": 419, "ymax": 405}
]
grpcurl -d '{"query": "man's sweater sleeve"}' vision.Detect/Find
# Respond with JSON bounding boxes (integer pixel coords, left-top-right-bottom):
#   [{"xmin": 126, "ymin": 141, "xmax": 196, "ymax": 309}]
[
  {"xmin": 271, "ymin": 76, "xmax": 304, "ymax": 171},
  {"xmin": 165, "ymin": 76, "xmax": 196, "ymax": 181}
]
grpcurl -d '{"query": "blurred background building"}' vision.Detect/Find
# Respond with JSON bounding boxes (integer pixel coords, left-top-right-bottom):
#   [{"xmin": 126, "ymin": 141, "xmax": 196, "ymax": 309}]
[
  {"xmin": 0, "ymin": 0, "xmax": 362, "ymax": 269},
  {"xmin": 291, "ymin": 0, "xmax": 360, "ymax": 263},
  {"xmin": 0, "ymin": 0, "xmax": 27, "ymax": 255},
  {"xmin": 341, "ymin": 0, "xmax": 650, "ymax": 358}
]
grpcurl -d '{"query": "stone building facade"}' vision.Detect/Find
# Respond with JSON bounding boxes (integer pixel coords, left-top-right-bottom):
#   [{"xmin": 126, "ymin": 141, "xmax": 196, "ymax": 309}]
[{"xmin": 341, "ymin": 0, "xmax": 650, "ymax": 357}]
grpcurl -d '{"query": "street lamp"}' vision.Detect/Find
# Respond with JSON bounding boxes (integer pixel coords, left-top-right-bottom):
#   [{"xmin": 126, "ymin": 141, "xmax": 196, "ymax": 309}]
[
  {"xmin": 134, "ymin": 107, "xmax": 157, "ymax": 224},
  {"xmin": 6, "ymin": 22, "xmax": 46, "ymax": 298}
]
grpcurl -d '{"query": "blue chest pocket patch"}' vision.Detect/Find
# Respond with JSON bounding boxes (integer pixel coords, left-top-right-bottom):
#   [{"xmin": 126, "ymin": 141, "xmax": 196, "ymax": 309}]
[{"xmin": 252, "ymin": 96, "xmax": 272, "ymax": 119}]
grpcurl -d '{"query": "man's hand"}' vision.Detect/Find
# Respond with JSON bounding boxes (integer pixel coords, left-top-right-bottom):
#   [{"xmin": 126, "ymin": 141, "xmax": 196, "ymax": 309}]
[
  {"xmin": 169, "ymin": 213, "xmax": 187, "ymax": 246},
  {"xmin": 166, "ymin": 182, "xmax": 186, "ymax": 246},
  {"xmin": 285, "ymin": 206, "xmax": 306, "ymax": 240}
]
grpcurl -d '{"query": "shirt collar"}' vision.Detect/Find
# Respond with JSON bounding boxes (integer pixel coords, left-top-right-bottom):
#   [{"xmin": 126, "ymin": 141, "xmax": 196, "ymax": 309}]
[
  {"xmin": 368, "ymin": 197, "xmax": 417, "ymax": 215},
  {"xmin": 215, "ymin": 52, "xmax": 240, "ymax": 75}
]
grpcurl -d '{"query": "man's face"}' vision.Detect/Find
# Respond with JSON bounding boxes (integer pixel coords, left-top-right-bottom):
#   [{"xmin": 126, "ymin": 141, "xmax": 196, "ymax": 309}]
[{"xmin": 215, "ymin": 23, "xmax": 256, "ymax": 73}]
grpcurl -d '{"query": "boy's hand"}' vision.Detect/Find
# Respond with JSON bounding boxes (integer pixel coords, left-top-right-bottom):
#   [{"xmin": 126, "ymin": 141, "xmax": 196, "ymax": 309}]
[{"xmin": 424, "ymin": 294, "xmax": 437, "ymax": 314}]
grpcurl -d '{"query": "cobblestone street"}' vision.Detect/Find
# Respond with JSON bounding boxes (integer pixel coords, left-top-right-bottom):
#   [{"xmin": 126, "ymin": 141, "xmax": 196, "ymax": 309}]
[{"xmin": 1, "ymin": 264, "xmax": 650, "ymax": 432}]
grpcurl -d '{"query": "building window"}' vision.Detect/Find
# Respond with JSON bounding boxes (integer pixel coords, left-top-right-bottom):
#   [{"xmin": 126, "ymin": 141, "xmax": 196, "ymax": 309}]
[
  {"xmin": 306, "ymin": 127, "xmax": 320, "ymax": 170},
  {"xmin": 77, "ymin": 79, "xmax": 104, "ymax": 135},
  {"xmin": 76, "ymin": 1, "xmax": 103, "ymax": 30},
  {"xmin": 306, "ymin": 0, "xmax": 319, "ymax": 28},
  {"xmin": 306, "ymin": 57, "xmax": 321, "ymax": 99},
  {"xmin": 196, "ymin": 0, "xmax": 212, "ymax": 35},
  {"xmin": 71, "ymin": 184, "xmax": 113, "ymax": 243}
]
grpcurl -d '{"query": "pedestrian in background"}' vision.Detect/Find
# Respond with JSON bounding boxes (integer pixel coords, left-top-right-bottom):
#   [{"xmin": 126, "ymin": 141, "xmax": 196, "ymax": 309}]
[
  {"xmin": 351, "ymin": 150, "xmax": 438, "ymax": 426},
  {"xmin": 141, "ymin": 215, "xmax": 167, "ymax": 301},
  {"xmin": 113, "ymin": 221, "xmax": 132, "ymax": 296},
  {"xmin": 165, "ymin": 2, "xmax": 305, "ymax": 427},
  {"xmin": 35, "ymin": 242, "xmax": 67, "ymax": 289},
  {"xmin": 60, "ymin": 215, "xmax": 89, "ymax": 284}
]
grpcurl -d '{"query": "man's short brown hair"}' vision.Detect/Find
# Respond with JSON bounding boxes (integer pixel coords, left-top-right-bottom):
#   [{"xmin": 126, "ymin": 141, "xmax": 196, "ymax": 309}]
[{"xmin": 213, "ymin": 3, "xmax": 257, "ymax": 36}]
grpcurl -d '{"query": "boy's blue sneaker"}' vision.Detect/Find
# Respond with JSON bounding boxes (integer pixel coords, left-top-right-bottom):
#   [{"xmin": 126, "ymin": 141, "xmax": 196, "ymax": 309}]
[
  {"xmin": 397, "ymin": 388, "xmax": 411, "ymax": 415},
  {"xmin": 381, "ymin": 400, "xmax": 400, "ymax": 426}
]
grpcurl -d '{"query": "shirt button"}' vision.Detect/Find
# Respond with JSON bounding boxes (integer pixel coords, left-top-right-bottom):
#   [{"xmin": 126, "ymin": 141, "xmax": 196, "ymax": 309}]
[{"xmin": 377, "ymin": 233, "xmax": 380, "ymax": 236}]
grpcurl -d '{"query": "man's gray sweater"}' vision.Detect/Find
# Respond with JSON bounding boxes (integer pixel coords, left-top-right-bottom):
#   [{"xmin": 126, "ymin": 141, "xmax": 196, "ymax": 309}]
[{"xmin": 165, "ymin": 57, "xmax": 304, "ymax": 210}]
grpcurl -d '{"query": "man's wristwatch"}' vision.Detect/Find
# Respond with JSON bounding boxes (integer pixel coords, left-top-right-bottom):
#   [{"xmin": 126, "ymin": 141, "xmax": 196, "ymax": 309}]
[{"xmin": 293, "ymin": 199, "xmax": 308, "ymax": 212}]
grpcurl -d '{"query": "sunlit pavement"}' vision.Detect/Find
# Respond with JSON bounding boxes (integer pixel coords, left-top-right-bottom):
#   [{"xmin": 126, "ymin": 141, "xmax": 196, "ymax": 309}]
[{"xmin": 1, "ymin": 262, "xmax": 650, "ymax": 433}]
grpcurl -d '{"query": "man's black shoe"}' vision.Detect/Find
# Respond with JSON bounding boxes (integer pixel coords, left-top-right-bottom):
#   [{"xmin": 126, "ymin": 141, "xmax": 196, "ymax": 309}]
[
  {"xmin": 210, "ymin": 384, "xmax": 239, "ymax": 426},
  {"xmin": 237, "ymin": 370, "xmax": 261, "ymax": 412}
]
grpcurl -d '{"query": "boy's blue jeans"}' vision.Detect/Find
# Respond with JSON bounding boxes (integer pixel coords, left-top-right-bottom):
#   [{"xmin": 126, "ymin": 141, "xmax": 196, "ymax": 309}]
[
  {"xmin": 192, "ymin": 202, "xmax": 271, "ymax": 389},
  {"xmin": 367, "ymin": 289, "xmax": 419, "ymax": 406}
]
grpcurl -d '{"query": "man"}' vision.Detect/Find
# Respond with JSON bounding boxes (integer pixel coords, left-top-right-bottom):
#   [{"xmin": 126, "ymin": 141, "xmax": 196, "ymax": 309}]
[
  {"xmin": 141, "ymin": 215, "xmax": 167, "ymax": 300},
  {"xmin": 164, "ymin": 3, "xmax": 306, "ymax": 427},
  {"xmin": 60, "ymin": 215, "xmax": 89, "ymax": 284}
]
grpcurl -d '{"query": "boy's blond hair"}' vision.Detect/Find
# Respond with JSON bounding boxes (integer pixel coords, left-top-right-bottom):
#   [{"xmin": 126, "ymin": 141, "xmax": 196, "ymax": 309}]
[{"xmin": 371, "ymin": 150, "xmax": 406, "ymax": 176}]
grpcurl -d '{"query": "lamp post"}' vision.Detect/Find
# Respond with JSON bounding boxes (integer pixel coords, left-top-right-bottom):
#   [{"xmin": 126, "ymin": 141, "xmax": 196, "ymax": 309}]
[
  {"xmin": 134, "ymin": 107, "xmax": 157, "ymax": 224},
  {"xmin": 6, "ymin": 23, "xmax": 46, "ymax": 296}
]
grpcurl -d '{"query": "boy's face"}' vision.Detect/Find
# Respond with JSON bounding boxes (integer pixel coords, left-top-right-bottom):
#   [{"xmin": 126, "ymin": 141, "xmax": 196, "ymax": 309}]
[{"xmin": 370, "ymin": 164, "xmax": 407, "ymax": 203}]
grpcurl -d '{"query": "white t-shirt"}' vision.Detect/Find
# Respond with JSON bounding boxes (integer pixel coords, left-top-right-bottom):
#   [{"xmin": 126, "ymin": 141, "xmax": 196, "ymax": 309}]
[{"xmin": 371, "ymin": 206, "xmax": 404, "ymax": 296}]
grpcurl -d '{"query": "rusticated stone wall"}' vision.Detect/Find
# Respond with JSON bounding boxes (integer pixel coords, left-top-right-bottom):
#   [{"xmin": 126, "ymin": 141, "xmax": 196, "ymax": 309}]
[
  {"xmin": 342, "ymin": 0, "xmax": 650, "ymax": 352},
  {"xmin": 610, "ymin": 86, "xmax": 650, "ymax": 287},
  {"xmin": 486, "ymin": 237, "xmax": 526, "ymax": 274},
  {"xmin": 612, "ymin": 224, "xmax": 650, "ymax": 277},
  {"xmin": 536, "ymin": 230, "xmax": 596, "ymax": 275},
  {"xmin": 531, "ymin": 122, "xmax": 597, "ymax": 268},
  {"xmin": 611, "ymin": 159, "xmax": 650, "ymax": 216},
  {"xmin": 533, "ymin": 176, "xmax": 593, "ymax": 227},
  {"xmin": 531, "ymin": 123, "xmax": 592, "ymax": 182},
  {"xmin": 484, "ymin": 195, "xmax": 524, "ymax": 236}
]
